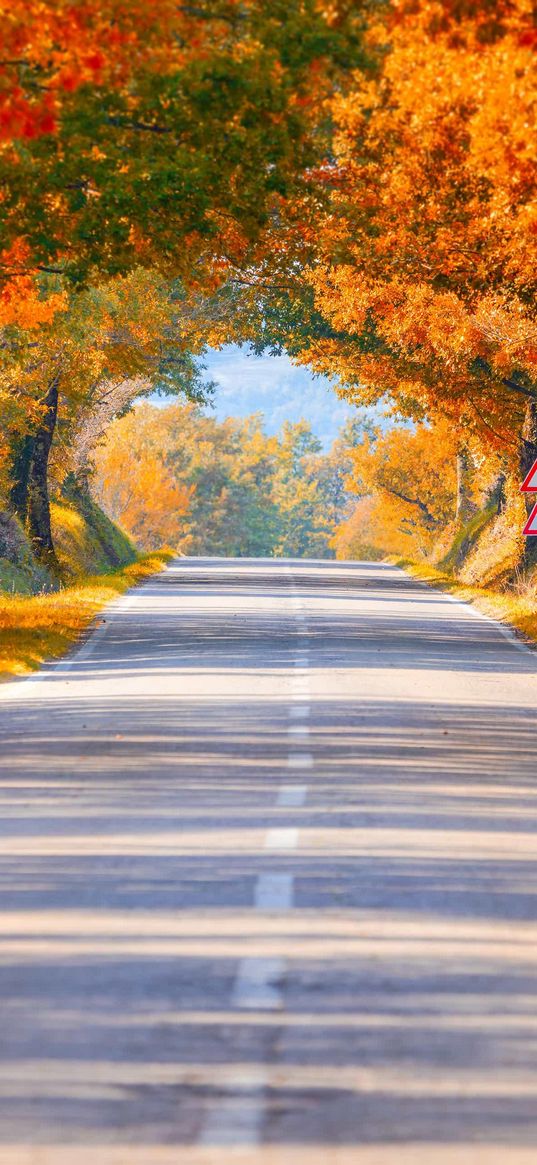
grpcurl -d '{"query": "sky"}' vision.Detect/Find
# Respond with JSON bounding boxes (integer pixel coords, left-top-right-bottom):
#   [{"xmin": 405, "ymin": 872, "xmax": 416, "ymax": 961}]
[{"xmin": 200, "ymin": 344, "xmax": 355, "ymax": 449}]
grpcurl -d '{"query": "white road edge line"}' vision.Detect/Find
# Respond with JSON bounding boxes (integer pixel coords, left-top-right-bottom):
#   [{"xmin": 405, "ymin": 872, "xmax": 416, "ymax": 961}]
[
  {"xmin": 442, "ymin": 592, "xmax": 534, "ymax": 655},
  {"xmin": 402, "ymin": 567, "xmax": 535, "ymax": 657},
  {"xmin": 0, "ymin": 575, "xmax": 156, "ymax": 700}
]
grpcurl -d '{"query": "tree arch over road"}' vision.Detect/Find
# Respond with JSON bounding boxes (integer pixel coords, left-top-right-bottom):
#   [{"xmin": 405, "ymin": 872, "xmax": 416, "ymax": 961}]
[{"xmin": 0, "ymin": 0, "xmax": 536, "ymax": 569}]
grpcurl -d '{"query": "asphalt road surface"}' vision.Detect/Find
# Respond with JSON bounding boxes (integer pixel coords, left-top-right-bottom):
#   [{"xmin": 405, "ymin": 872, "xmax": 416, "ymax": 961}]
[{"xmin": 1, "ymin": 557, "xmax": 537, "ymax": 1165}]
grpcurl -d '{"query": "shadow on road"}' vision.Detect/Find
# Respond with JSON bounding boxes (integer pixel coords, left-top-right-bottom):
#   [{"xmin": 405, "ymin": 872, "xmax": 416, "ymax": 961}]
[{"xmin": 0, "ymin": 559, "xmax": 537, "ymax": 1150}]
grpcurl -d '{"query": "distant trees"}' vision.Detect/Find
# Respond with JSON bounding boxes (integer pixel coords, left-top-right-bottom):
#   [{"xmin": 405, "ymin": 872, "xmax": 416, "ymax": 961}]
[
  {"xmin": 95, "ymin": 404, "xmax": 512, "ymax": 573},
  {"xmin": 92, "ymin": 402, "xmax": 352, "ymax": 559}
]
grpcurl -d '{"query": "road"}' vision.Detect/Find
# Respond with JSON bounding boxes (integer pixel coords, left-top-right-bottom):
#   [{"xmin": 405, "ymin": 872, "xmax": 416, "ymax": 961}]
[{"xmin": 1, "ymin": 557, "xmax": 537, "ymax": 1164}]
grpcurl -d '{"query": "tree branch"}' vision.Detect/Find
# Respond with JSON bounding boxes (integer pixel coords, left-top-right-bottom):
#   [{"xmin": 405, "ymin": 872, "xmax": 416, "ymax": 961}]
[
  {"xmin": 475, "ymin": 356, "xmax": 536, "ymax": 399},
  {"xmin": 380, "ymin": 482, "xmax": 437, "ymax": 526},
  {"xmin": 178, "ymin": 4, "xmax": 248, "ymax": 23},
  {"xmin": 501, "ymin": 375, "xmax": 535, "ymax": 398},
  {"xmin": 107, "ymin": 116, "xmax": 171, "ymax": 135}
]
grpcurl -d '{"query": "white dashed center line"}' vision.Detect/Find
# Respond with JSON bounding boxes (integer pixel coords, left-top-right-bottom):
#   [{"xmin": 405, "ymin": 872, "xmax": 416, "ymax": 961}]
[
  {"xmin": 277, "ymin": 784, "xmax": 308, "ymax": 808},
  {"xmin": 287, "ymin": 723, "xmax": 310, "ymax": 737},
  {"xmin": 289, "ymin": 704, "xmax": 310, "ymax": 719},
  {"xmin": 231, "ymin": 956, "xmax": 285, "ymax": 1010},
  {"xmin": 255, "ymin": 872, "xmax": 294, "ymax": 909},
  {"xmin": 265, "ymin": 827, "xmax": 299, "ymax": 850},
  {"xmin": 286, "ymin": 752, "xmax": 313, "ymax": 770},
  {"xmin": 198, "ymin": 1075, "xmax": 268, "ymax": 1145},
  {"xmin": 200, "ymin": 567, "xmax": 311, "ymax": 1149}
]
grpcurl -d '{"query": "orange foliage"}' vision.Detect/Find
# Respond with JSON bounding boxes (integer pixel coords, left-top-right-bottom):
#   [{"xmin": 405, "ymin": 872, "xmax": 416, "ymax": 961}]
[
  {"xmin": 335, "ymin": 420, "xmax": 460, "ymax": 560},
  {"xmin": 333, "ymin": 495, "xmax": 411, "ymax": 561},
  {"xmin": 0, "ymin": 243, "xmax": 66, "ymax": 328},
  {"xmin": 0, "ymin": 0, "xmax": 224, "ymax": 143},
  {"xmin": 94, "ymin": 427, "xmax": 193, "ymax": 553},
  {"xmin": 305, "ymin": 0, "xmax": 537, "ymax": 442}
]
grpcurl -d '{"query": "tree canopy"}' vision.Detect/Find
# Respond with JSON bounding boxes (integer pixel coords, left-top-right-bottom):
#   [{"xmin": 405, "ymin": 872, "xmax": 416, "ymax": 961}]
[{"xmin": 0, "ymin": 0, "xmax": 536, "ymax": 574}]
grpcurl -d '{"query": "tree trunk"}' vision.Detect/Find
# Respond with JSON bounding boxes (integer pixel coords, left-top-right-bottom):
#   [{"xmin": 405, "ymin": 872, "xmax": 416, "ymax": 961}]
[
  {"xmin": 488, "ymin": 472, "xmax": 506, "ymax": 515},
  {"xmin": 521, "ymin": 397, "xmax": 537, "ymax": 569},
  {"xmin": 456, "ymin": 445, "xmax": 477, "ymax": 523},
  {"xmin": 8, "ymin": 432, "xmax": 35, "ymax": 521},
  {"xmin": 26, "ymin": 374, "xmax": 61, "ymax": 572}
]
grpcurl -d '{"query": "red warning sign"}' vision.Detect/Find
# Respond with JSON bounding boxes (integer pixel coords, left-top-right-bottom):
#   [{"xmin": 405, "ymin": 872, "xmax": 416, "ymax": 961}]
[
  {"xmin": 523, "ymin": 503, "xmax": 537, "ymax": 536},
  {"xmin": 520, "ymin": 459, "xmax": 537, "ymax": 492}
]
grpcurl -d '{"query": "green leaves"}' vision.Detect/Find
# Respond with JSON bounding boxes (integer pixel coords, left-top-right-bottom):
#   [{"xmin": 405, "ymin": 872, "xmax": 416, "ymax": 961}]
[{"xmin": 0, "ymin": 2, "xmax": 366, "ymax": 292}]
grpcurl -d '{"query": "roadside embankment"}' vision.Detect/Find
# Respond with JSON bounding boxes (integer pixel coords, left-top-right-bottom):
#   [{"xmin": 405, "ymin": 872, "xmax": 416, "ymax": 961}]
[
  {"xmin": 0, "ymin": 549, "xmax": 173, "ymax": 681},
  {"xmin": 0, "ymin": 494, "xmax": 138, "ymax": 595},
  {"xmin": 0, "ymin": 492, "xmax": 173, "ymax": 680},
  {"xmin": 395, "ymin": 557, "xmax": 537, "ymax": 650}
]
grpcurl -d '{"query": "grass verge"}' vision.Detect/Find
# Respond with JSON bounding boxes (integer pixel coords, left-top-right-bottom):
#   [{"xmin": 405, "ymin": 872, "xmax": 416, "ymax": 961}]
[
  {"xmin": 392, "ymin": 557, "xmax": 537, "ymax": 649},
  {"xmin": 0, "ymin": 549, "xmax": 174, "ymax": 682}
]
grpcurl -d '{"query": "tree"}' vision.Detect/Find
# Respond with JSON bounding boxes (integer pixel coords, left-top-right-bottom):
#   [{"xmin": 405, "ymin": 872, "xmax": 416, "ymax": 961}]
[
  {"xmin": 0, "ymin": 3, "xmax": 367, "ymax": 294},
  {"xmin": 342, "ymin": 420, "xmax": 461, "ymax": 558},
  {"xmin": 2, "ymin": 269, "xmax": 212, "ymax": 568},
  {"xmin": 333, "ymin": 495, "xmax": 407, "ymax": 561},
  {"xmin": 302, "ymin": 0, "xmax": 537, "ymax": 453},
  {"xmin": 271, "ymin": 421, "xmax": 337, "ymax": 558},
  {"xmin": 92, "ymin": 407, "xmax": 194, "ymax": 551},
  {"xmin": 219, "ymin": 0, "xmax": 536, "ymax": 500},
  {"xmin": 0, "ymin": 2, "xmax": 370, "ymax": 577},
  {"xmin": 92, "ymin": 402, "xmax": 354, "ymax": 559}
]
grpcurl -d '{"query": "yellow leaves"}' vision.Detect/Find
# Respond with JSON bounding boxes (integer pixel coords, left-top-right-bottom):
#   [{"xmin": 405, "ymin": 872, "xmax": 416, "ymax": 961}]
[
  {"xmin": 333, "ymin": 493, "xmax": 412, "ymax": 560},
  {"xmin": 340, "ymin": 419, "xmax": 462, "ymax": 561},
  {"xmin": 92, "ymin": 405, "xmax": 194, "ymax": 553},
  {"xmin": 0, "ymin": 287, "xmax": 66, "ymax": 330},
  {"xmin": 0, "ymin": 550, "xmax": 173, "ymax": 679}
]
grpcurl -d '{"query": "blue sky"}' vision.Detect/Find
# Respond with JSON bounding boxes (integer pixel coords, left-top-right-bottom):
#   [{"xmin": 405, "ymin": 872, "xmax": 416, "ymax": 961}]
[{"xmin": 201, "ymin": 344, "xmax": 355, "ymax": 448}]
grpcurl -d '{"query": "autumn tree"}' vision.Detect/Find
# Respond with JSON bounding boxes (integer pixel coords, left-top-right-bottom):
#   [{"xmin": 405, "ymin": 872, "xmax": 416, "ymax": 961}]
[
  {"xmin": 93, "ymin": 402, "xmax": 353, "ymax": 559},
  {"xmin": 304, "ymin": 1, "xmax": 537, "ymax": 447},
  {"xmin": 1, "ymin": 270, "xmax": 212, "ymax": 568},
  {"xmin": 2, "ymin": 0, "xmax": 536, "ymax": 579},
  {"xmin": 217, "ymin": 1, "xmax": 536, "ymax": 512},
  {"xmin": 0, "ymin": 3, "xmax": 367, "ymax": 298},
  {"xmin": 339, "ymin": 420, "xmax": 461, "ymax": 559},
  {"xmin": 0, "ymin": 1, "xmax": 372, "ymax": 578},
  {"xmin": 90, "ymin": 407, "xmax": 194, "ymax": 552}
]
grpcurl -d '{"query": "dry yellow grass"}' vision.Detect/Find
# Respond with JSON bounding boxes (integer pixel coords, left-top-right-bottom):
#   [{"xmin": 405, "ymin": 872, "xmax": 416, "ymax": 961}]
[
  {"xmin": 0, "ymin": 550, "xmax": 174, "ymax": 682},
  {"xmin": 394, "ymin": 557, "xmax": 537, "ymax": 650}
]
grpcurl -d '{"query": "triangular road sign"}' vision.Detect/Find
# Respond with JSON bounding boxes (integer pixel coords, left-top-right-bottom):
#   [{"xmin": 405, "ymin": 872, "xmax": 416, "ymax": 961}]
[
  {"xmin": 523, "ymin": 502, "xmax": 537, "ymax": 535},
  {"xmin": 521, "ymin": 459, "xmax": 537, "ymax": 491}
]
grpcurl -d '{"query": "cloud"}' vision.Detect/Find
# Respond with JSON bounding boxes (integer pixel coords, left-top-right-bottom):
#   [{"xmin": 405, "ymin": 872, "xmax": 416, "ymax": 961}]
[{"xmin": 202, "ymin": 345, "xmax": 353, "ymax": 447}]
